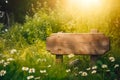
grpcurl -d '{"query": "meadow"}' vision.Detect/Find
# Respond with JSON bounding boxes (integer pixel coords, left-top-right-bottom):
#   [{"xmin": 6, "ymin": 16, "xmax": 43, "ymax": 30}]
[{"xmin": 0, "ymin": 0, "xmax": 120, "ymax": 80}]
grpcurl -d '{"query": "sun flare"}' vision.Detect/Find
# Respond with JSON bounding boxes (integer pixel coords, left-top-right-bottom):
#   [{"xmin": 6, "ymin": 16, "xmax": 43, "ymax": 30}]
[
  {"xmin": 68, "ymin": 0, "xmax": 102, "ymax": 10},
  {"xmin": 81, "ymin": 0, "xmax": 101, "ymax": 7}
]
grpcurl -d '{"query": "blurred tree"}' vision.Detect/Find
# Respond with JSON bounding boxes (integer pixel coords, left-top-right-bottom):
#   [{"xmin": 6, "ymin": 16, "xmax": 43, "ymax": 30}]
[
  {"xmin": 7, "ymin": 0, "xmax": 33, "ymax": 23},
  {"xmin": 7, "ymin": 0, "xmax": 57, "ymax": 23}
]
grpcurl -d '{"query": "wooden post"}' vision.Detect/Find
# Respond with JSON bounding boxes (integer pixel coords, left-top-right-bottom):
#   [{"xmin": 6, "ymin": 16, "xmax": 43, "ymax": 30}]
[
  {"xmin": 90, "ymin": 55, "xmax": 99, "ymax": 66},
  {"xmin": 56, "ymin": 55, "xmax": 63, "ymax": 63}
]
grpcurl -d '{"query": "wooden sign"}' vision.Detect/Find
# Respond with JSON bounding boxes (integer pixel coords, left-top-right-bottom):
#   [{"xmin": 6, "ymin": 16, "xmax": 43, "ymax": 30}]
[
  {"xmin": 46, "ymin": 33, "xmax": 109, "ymax": 55},
  {"xmin": 46, "ymin": 30, "xmax": 110, "ymax": 63}
]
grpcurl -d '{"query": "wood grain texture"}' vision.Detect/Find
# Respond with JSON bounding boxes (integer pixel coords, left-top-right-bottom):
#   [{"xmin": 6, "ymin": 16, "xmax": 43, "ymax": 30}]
[{"xmin": 46, "ymin": 32, "xmax": 109, "ymax": 55}]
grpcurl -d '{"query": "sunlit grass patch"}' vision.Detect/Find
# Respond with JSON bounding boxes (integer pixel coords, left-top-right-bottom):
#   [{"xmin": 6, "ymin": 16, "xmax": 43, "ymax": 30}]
[
  {"xmin": 0, "ymin": 38, "xmax": 120, "ymax": 80},
  {"xmin": 0, "ymin": 0, "xmax": 120, "ymax": 79}
]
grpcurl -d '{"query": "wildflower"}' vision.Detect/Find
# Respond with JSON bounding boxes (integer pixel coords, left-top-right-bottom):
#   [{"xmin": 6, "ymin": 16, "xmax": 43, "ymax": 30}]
[
  {"xmin": 79, "ymin": 71, "xmax": 83, "ymax": 74},
  {"xmin": 7, "ymin": 58, "xmax": 14, "ymax": 62},
  {"xmin": 40, "ymin": 70, "xmax": 46, "ymax": 73},
  {"xmin": 34, "ymin": 77, "xmax": 40, "ymax": 80},
  {"xmin": 91, "ymin": 70, "xmax": 97, "ymax": 74},
  {"xmin": 37, "ymin": 58, "xmax": 46, "ymax": 62},
  {"xmin": 66, "ymin": 69, "xmax": 71, "ymax": 73},
  {"xmin": 68, "ymin": 54, "xmax": 74, "ymax": 58},
  {"xmin": 22, "ymin": 67, "xmax": 29, "ymax": 71},
  {"xmin": 74, "ymin": 67, "xmax": 78, "ymax": 70},
  {"xmin": 106, "ymin": 69, "xmax": 110, "ymax": 72},
  {"xmin": 27, "ymin": 75, "xmax": 34, "ymax": 80},
  {"xmin": 10, "ymin": 49, "xmax": 17, "ymax": 54},
  {"xmin": 37, "ymin": 59, "xmax": 41, "ymax": 62},
  {"xmin": 102, "ymin": 64, "xmax": 108, "ymax": 68},
  {"xmin": 29, "ymin": 68, "xmax": 35, "ymax": 73},
  {"xmin": 81, "ymin": 72, "xmax": 88, "ymax": 76},
  {"xmin": 0, "ymin": 70, "xmax": 6, "ymax": 76},
  {"xmin": 0, "ymin": 60, "xmax": 5, "ymax": 64},
  {"xmin": 109, "ymin": 57, "xmax": 115, "ymax": 62},
  {"xmin": 86, "ymin": 67, "xmax": 91, "ymax": 71},
  {"xmin": 48, "ymin": 65, "xmax": 51, "ymax": 68},
  {"xmin": 114, "ymin": 64, "xmax": 119, "ymax": 68},
  {"xmin": 5, "ymin": 29, "xmax": 8, "ymax": 32},
  {"xmin": 92, "ymin": 66, "xmax": 97, "ymax": 69},
  {"xmin": 3, "ymin": 62, "xmax": 10, "ymax": 67}
]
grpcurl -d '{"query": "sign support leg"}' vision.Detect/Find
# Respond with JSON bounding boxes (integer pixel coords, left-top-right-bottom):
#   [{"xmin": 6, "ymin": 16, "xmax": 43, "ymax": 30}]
[
  {"xmin": 56, "ymin": 55, "xmax": 63, "ymax": 63},
  {"xmin": 90, "ymin": 55, "xmax": 99, "ymax": 66}
]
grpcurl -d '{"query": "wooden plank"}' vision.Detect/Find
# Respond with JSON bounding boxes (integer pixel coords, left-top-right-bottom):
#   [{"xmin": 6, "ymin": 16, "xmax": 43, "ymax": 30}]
[{"xmin": 46, "ymin": 32, "xmax": 109, "ymax": 55}]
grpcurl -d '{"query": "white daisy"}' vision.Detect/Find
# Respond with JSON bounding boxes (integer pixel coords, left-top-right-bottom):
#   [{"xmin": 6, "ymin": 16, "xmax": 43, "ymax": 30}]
[
  {"xmin": 40, "ymin": 70, "xmax": 46, "ymax": 73},
  {"xmin": 22, "ymin": 67, "xmax": 29, "ymax": 71},
  {"xmin": 5, "ymin": 29, "xmax": 8, "ymax": 32},
  {"xmin": 106, "ymin": 69, "xmax": 110, "ymax": 72},
  {"xmin": 48, "ymin": 65, "xmax": 51, "ymax": 68},
  {"xmin": 92, "ymin": 66, "xmax": 97, "ymax": 69},
  {"xmin": 81, "ymin": 72, "xmax": 88, "ymax": 76},
  {"xmin": 27, "ymin": 75, "xmax": 34, "ymax": 80},
  {"xmin": 91, "ymin": 70, "xmax": 97, "ymax": 74},
  {"xmin": 114, "ymin": 64, "xmax": 119, "ymax": 68},
  {"xmin": 86, "ymin": 67, "xmax": 91, "ymax": 71},
  {"xmin": 0, "ymin": 70, "xmax": 6, "ymax": 76},
  {"xmin": 0, "ymin": 60, "xmax": 5, "ymax": 64},
  {"xmin": 66, "ymin": 69, "xmax": 71, "ymax": 73},
  {"xmin": 74, "ymin": 67, "xmax": 78, "ymax": 70},
  {"xmin": 79, "ymin": 71, "xmax": 83, "ymax": 74},
  {"xmin": 102, "ymin": 64, "xmax": 108, "ymax": 68},
  {"xmin": 3, "ymin": 62, "xmax": 10, "ymax": 67},
  {"xmin": 7, "ymin": 58, "xmax": 14, "ymax": 62},
  {"xmin": 10, "ymin": 49, "xmax": 17, "ymax": 54},
  {"xmin": 109, "ymin": 57, "xmax": 115, "ymax": 62},
  {"xmin": 29, "ymin": 68, "xmax": 35, "ymax": 73}
]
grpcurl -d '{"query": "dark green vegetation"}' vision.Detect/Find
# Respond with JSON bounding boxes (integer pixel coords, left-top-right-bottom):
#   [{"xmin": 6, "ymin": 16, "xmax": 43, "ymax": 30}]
[{"xmin": 0, "ymin": 0, "xmax": 120, "ymax": 80}]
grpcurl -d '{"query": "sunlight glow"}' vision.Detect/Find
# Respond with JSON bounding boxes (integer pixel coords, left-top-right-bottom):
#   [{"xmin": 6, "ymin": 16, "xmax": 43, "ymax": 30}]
[
  {"xmin": 68, "ymin": 0, "xmax": 102, "ymax": 10},
  {"xmin": 81, "ymin": 0, "xmax": 101, "ymax": 7}
]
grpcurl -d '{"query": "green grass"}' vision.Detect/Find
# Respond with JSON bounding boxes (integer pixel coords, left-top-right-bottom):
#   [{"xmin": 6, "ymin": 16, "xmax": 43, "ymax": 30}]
[
  {"xmin": 0, "ymin": 1, "xmax": 120, "ymax": 80},
  {"xmin": 0, "ymin": 37, "xmax": 120, "ymax": 80}
]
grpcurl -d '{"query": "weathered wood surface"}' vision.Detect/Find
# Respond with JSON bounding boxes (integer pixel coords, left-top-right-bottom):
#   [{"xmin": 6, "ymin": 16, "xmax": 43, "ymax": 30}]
[{"xmin": 46, "ymin": 32, "xmax": 109, "ymax": 55}]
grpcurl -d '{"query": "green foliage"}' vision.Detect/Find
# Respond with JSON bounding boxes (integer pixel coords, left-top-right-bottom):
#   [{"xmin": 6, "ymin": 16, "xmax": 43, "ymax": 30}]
[
  {"xmin": 0, "ymin": 0, "xmax": 120, "ymax": 80},
  {"xmin": 8, "ymin": 0, "xmax": 57, "ymax": 23}
]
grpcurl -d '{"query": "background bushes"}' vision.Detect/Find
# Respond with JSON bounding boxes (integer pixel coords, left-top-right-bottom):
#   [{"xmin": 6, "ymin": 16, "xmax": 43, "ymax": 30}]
[{"xmin": 0, "ymin": 0, "xmax": 120, "ymax": 80}]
